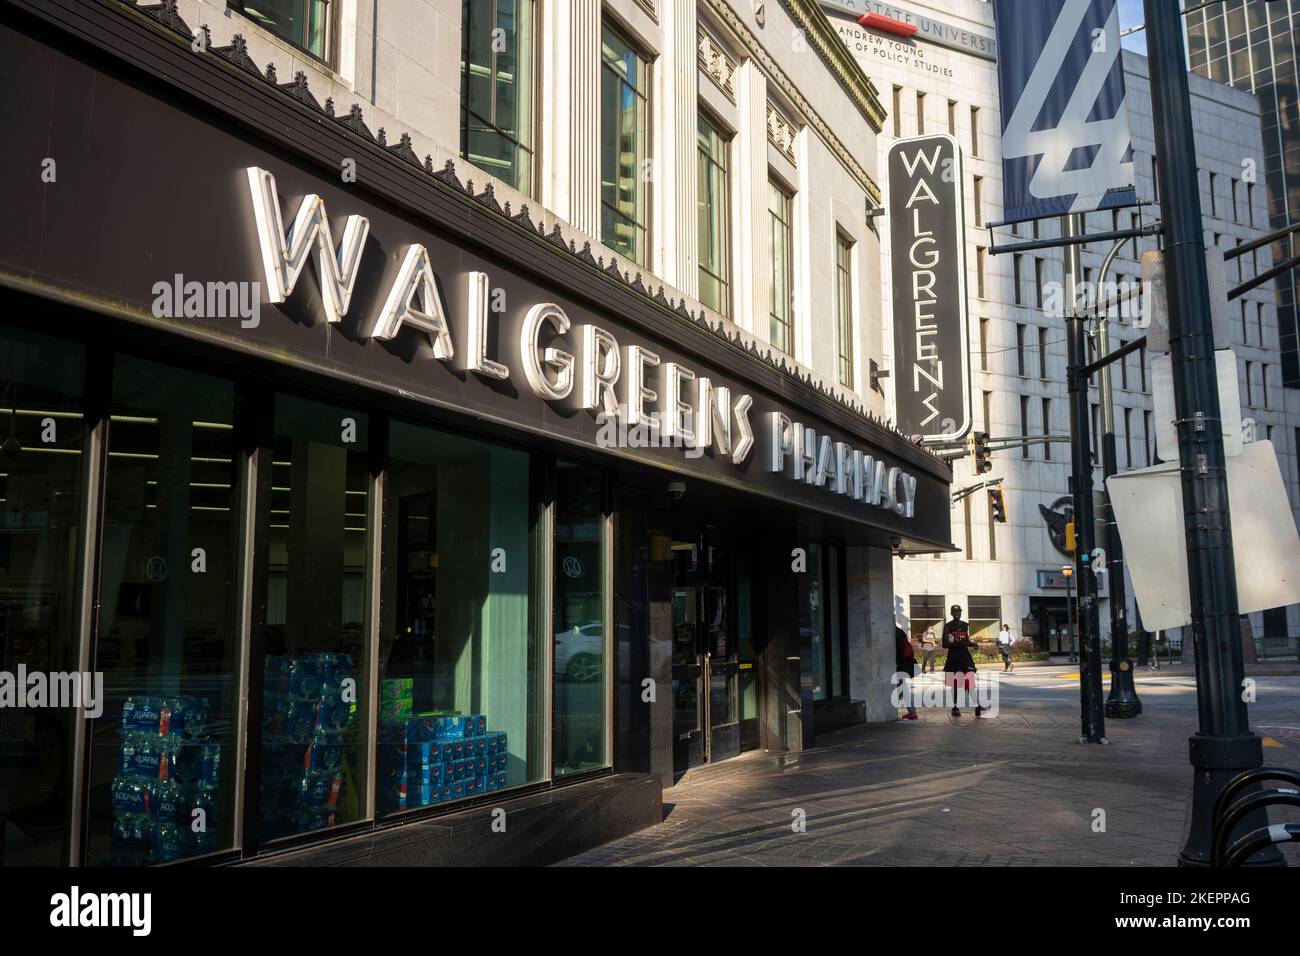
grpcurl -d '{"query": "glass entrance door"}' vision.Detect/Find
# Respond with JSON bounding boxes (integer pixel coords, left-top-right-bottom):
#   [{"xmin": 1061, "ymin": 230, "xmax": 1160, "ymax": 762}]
[
  {"xmin": 1032, "ymin": 597, "xmax": 1072, "ymax": 654},
  {"xmin": 703, "ymin": 540, "xmax": 740, "ymax": 763},
  {"xmin": 670, "ymin": 538, "xmax": 702, "ymax": 773},
  {"xmin": 671, "ymin": 527, "xmax": 745, "ymax": 775}
]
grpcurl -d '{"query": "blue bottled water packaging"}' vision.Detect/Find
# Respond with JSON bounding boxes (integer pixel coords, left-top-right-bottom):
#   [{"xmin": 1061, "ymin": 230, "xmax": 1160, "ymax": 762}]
[
  {"xmin": 299, "ymin": 769, "xmax": 344, "ymax": 811},
  {"xmin": 305, "ymin": 738, "xmax": 343, "ymax": 773},
  {"xmin": 118, "ymin": 732, "xmax": 139, "ymax": 774},
  {"xmin": 169, "ymin": 696, "xmax": 208, "ymax": 738},
  {"xmin": 133, "ymin": 736, "xmax": 163, "ymax": 779},
  {"xmin": 112, "ymin": 776, "xmax": 146, "ymax": 816},
  {"xmin": 287, "ymin": 656, "xmax": 322, "ymax": 699},
  {"xmin": 111, "ymin": 816, "xmax": 142, "ymax": 866},
  {"xmin": 155, "ymin": 821, "xmax": 184, "ymax": 862}
]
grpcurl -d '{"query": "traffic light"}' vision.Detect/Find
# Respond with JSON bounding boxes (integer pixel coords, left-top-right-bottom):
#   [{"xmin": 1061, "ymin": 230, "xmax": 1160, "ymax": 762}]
[
  {"xmin": 971, "ymin": 431, "xmax": 992, "ymax": 474},
  {"xmin": 1064, "ymin": 520, "xmax": 1076, "ymax": 554},
  {"xmin": 988, "ymin": 488, "xmax": 1007, "ymax": 523}
]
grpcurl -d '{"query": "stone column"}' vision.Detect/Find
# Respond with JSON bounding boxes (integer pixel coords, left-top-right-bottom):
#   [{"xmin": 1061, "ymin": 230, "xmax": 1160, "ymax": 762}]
[
  {"xmin": 651, "ymin": 0, "xmax": 699, "ymax": 292},
  {"xmin": 732, "ymin": 61, "xmax": 768, "ymax": 336},
  {"xmin": 540, "ymin": 0, "xmax": 601, "ymax": 238},
  {"xmin": 847, "ymin": 544, "xmax": 899, "ymax": 722}
]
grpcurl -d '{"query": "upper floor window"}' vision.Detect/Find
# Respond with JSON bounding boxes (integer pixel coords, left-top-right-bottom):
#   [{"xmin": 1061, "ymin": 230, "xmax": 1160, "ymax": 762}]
[
  {"xmin": 461, "ymin": 0, "xmax": 536, "ymax": 194},
  {"xmin": 768, "ymin": 178, "xmax": 795, "ymax": 355},
  {"xmin": 697, "ymin": 113, "xmax": 731, "ymax": 318},
  {"xmin": 600, "ymin": 25, "xmax": 650, "ymax": 266},
  {"xmin": 835, "ymin": 232, "xmax": 855, "ymax": 387},
  {"xmin": 231, "ymin": 0, "xmax": 330, "ymax": 61}
]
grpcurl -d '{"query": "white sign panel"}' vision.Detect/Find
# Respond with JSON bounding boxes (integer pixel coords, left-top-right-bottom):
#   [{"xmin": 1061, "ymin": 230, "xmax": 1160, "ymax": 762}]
[
  {"xmin": 1150, "ymin": 350, "xmax": 1243, "ymax": 462},
  {"xmin": 1107, "ymin": 440, "xmax": 1300, "ymax": 631}
]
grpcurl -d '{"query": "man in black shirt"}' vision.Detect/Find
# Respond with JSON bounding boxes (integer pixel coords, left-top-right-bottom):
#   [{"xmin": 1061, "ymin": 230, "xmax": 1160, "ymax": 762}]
[{"xmin": 942, "ymin": 604, "xmax": 983, "ymax": 717}]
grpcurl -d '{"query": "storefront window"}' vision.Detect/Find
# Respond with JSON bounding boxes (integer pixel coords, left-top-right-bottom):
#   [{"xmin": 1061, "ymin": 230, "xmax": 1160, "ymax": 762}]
[
  {"xmin": 377, "ymin": 421, "xmax": 544, "ymax": 815},
  {"xmin": 0, "ymin": 326, "xmax": 84, "ymax": 866},
  {"xmin": 806, "ymin": 543, "xmax": 827, "ymax": 702},
  {"xmin": 553, "ymin": 462, "xmax": 607, "ymax": 777},
  {"xmin": 258, "ymin": 394, "xmax": 371, "ymax": 842},
  {"xmin": 88, "ymin": 356, "xmax": 242, "ymax": 865},
  {"xmin": 802, "ymin": 543, "xmax": 847, "ymax": 701},
  {"xmin": 829, "ymin": 546, "xmax": 843, "ymax": 697}
]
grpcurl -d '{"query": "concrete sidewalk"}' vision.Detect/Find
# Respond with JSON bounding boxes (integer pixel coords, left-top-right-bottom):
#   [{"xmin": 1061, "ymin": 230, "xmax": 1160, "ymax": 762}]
[{"xmin": 558, "ymin": 669, "xmax": 1300, "ymax": 866}]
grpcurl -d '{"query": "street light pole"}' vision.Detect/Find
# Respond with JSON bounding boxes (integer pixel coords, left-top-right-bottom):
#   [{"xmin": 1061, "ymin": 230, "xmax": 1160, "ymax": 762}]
[
  {"xmin": 1062, "ymin": 213, "xmax": 1106, "ymax": 744},
  {"xmin": 1142, "ymin": 0, "xmax": 1278, "ymax": 865},
  {"xmin": 1095, "ymin": 237, "xmax": 1142, "ymax": 718}
]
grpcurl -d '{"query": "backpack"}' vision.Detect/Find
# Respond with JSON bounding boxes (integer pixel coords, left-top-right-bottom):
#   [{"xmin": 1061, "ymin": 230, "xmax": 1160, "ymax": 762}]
[{"xmin": 900, "ymin": 637, "xmax": 915, "ymax": 662}]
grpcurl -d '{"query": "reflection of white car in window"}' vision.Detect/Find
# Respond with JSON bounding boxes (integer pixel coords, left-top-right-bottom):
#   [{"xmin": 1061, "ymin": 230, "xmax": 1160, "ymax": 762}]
[{"xmin": 554, "ymin": 624, "xmax": 602, "ymax": 682}]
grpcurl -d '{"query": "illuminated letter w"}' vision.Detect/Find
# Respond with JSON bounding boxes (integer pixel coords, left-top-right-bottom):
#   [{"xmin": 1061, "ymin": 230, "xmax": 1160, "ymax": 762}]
[{"xmin": 246, "ymin": 167, "xmax": 370, "ymax": 324}]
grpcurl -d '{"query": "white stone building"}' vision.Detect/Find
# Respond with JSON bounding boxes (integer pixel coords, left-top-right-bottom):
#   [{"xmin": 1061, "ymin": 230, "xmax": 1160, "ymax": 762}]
[
  {"xmin": 187, "ymin": 0, "xmax": 890, "ymax": 412},
  {"xmin": 823, "ymin": 0, "xmax": 1300, "ymax": 652}
]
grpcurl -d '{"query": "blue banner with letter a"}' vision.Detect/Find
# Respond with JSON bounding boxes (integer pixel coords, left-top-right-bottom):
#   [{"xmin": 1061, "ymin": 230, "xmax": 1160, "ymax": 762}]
[{"xmin": 992, "ymin": 0, "xmax": 1137, "ymax": 223}]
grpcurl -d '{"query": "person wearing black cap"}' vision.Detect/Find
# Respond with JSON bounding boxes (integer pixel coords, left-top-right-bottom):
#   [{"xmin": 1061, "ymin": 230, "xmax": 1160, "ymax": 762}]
[{"xmin": 942, "ymin": 604, "xmax": 983, "ymax": 717}]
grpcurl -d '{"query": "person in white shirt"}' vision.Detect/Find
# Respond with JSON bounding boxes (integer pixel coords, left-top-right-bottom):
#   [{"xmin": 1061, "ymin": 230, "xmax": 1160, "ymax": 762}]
[
  {"xmin": 997, "ymin": 624, "xmax": 1014, "ymax": 672},
  {"xmin": 920, "ymin": 627, "xmax": 938, "ymax": 673}
]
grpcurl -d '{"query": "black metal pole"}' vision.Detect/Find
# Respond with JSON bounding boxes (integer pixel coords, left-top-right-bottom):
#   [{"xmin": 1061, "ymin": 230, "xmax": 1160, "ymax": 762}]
[
  {"xmin": 1095, "ymin": 236, "xmax": 1142, "ymax": 718},
  {"xmin": 1100, "ymin": 423, "xmax": 1140, "ymax": 716},
  {"xmin": 1142, "ymin": 0, "xmax": 1279, "ymax": 866},
  {"xmin": 1135, "ymin": 602, "xmax": 1150, "ymax": 668},
  {"xmin": 1062, "ymin": 213, "xmax": 1106, "ymax": 744}
]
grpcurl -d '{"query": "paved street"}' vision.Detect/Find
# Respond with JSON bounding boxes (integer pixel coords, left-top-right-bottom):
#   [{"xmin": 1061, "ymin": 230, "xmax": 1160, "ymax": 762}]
[{"xmin": 560, "ymin": 665, "xmax": 1300, "ymax": 866}]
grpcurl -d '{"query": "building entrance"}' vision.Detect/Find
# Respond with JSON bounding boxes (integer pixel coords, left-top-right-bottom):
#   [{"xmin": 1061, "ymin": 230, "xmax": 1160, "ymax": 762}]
[
  {"xmin": 1029, "ymin": 597, "xmax": 1075, "ymax": 656},
  {"xmin": 670, "ymin": 521, "xmax": 758, "ymax": 776}
]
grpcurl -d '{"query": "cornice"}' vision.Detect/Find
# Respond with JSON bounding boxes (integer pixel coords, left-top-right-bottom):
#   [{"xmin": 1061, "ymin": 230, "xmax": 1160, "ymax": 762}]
[
  {"xmin": 701, "ymin": 0, "xmax": 883, "ymax": 203},
  {"xmin": 779, "ymin": 0, "xmax": 887, "ymax": 131}
]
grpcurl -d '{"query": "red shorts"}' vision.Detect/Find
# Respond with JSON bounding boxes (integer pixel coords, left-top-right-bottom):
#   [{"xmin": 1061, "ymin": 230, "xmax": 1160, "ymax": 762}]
[{"xmin": 948, "ymin": 671, "xmax": 976, "ymax": 692}]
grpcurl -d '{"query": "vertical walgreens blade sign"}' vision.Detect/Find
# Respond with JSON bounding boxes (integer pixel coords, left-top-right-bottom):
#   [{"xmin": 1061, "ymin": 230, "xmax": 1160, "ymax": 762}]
[
  {"xmin": 992, "ymin": 0, "xmax": 1137, "ymax": 222},
  {"xmin": 887, "ymin": 133, "xmax": 971, "ymax": 442}
]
